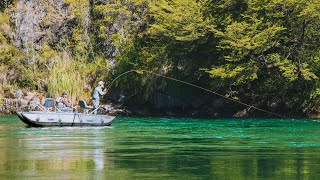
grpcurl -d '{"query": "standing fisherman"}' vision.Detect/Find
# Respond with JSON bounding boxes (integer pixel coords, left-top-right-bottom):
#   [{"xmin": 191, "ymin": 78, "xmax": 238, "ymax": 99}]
[{"xmin": 92, "ymin": 81, "xmax": 108, "ymax": 113}]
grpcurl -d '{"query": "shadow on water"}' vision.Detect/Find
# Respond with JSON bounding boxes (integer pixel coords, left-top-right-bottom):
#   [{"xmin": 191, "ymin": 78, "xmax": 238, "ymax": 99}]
[{"xmin": 1, "ymin": 116, "xmax": 320, "ymax": 179}]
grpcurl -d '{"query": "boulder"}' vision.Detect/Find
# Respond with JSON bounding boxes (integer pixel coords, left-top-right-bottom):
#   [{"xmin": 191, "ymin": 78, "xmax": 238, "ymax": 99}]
[
  {"xmin": 26, "ymin": 92, "xmax": 35, "ymax": 97},
  {"xmin": 233, "ymin": 108, "xmax": 250, "ymax": 118},
  {"xmin": 15, "ymin": 89, "xmax": 23, "ymax": 99},
  {"xmin": 19, "ymin": 99, "xmax": 29, "ymax": 106},
  {"xmin": 23, "ymin": 96, "xmax": 33, "ymax": 101}
]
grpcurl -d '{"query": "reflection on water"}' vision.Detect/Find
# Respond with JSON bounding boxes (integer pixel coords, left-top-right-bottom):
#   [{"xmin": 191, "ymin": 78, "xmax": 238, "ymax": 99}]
[{"xmin": 1, "ymin": 116, "xmax": 320, "ymax": 179}]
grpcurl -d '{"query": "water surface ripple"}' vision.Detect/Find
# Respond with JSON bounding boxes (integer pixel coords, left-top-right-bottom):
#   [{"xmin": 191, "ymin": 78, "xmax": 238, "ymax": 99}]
[{"xmin": 1, "ymin": 116, "xmax": 320, "ymax": 179}]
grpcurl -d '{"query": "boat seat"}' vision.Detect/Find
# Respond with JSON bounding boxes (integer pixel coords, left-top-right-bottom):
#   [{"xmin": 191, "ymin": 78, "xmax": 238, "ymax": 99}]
[
  {"xmin": 79, "ymin": 100, "xmax": 93, "ymax": 114},
  {"xmin": 43, "ymin": 98, "xmax": 55, "ymax": 108},
  {"xmin": 42, "ymin": 98, "xmax": 56, "ymax": 111}
]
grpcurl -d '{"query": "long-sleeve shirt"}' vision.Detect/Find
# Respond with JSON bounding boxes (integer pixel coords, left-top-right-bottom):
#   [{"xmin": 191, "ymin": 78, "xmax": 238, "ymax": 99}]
[{"xmin": 92, "ymin": 86, "xmax": 106, "ymax": 100}]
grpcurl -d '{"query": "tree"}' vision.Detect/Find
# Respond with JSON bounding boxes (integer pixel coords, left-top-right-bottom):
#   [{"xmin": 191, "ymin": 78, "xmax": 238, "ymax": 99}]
[{"xmin": 206, "ymin": 0, "xmax": 320, "ymax": 115}]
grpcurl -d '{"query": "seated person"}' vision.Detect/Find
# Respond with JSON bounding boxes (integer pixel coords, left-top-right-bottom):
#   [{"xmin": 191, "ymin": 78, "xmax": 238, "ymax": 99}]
[{"xmin": 56, "ymin": 92, "xmax": 72, "ymax": 110}]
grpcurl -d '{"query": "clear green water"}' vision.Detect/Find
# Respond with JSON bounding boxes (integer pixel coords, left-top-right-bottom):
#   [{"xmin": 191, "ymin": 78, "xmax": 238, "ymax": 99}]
[{"xmin": 1, "ymin": 116, "xmax": 320, "ymax": 179}]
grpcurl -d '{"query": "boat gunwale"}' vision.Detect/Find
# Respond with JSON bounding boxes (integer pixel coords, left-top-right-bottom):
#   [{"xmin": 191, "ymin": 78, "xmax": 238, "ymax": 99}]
[{"xmin": 16, "ymin": 111, "xmax": 116, "ymax": 127}]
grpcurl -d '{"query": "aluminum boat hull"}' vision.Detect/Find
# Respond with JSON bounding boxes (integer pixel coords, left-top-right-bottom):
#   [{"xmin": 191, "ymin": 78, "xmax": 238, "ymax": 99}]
[{"xmin": 16, "ymin": 111, "xmax": 116, "ymax": 127}]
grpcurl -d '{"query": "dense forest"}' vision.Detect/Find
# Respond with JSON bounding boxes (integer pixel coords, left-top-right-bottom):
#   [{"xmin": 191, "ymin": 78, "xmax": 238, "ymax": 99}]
[{"xmin": 0, "ymin": 0, "xmax": 319, "ymax": 117}]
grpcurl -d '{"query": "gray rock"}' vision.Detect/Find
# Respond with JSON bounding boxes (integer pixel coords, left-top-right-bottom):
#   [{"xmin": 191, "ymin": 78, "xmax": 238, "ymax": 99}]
[
  {"xmin": 26, "ymin": 92, "xmax": 35, "ymax": 97},
  {"xmin": 12, "ymin": 0, "xmax": 75, "ymax": 58},
  {"xmin": 23, "ymin": 96, "xmax": 33, "ymax": 101},
  {"xmin": 19, "ymin": 99, "xmax": 29, "ymax": 106},
  {"xmin": 15, "ymin": 89, "xmax": 23, "ymax": 99}
]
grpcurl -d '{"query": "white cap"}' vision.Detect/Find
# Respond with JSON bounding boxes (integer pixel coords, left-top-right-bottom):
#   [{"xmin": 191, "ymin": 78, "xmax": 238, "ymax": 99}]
[{"xmin": 98, "ymin": 81, "xmax": 104, "ymax": 85}]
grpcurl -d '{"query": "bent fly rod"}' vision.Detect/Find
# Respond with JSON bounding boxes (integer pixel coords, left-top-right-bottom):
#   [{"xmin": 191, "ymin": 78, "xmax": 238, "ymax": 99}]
[{"xmin": 105, "ymin": 70, "xmax": 286, "ymax": 118}]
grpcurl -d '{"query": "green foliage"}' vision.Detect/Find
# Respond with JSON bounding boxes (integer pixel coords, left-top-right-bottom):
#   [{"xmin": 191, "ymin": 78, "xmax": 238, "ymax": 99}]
[
  {"xmin": 148, "ymin": 0, "xmax": 213, "ymax": 41},
  {"xmin": 62, "ymin": 0, "xmax": 91, "ymax": 59},
  {"xmin": 214, "ymin": 17, "xmax": 285, "ymax": 61},
  {"xmin": 109, "ymin": 0, "xmax": 320, "ymax": 116},
  {"xmin": 0, "ymin": 0, "xmax": 319, "ymax": 116},
  {"xmin": 65, "ymin": 0, "xmax": 89, "ymax": 19},
  {"xmin": 0, "ymin": 12, "xmax": 11, "ymax": 44},
  {"xmin": 47, "ymin": 52, "xmax": 87, "ymax": 102},
  {"xmin": 16, "ymin": 68, "xmax": 38, "ymax": 89},
  {"xmin": 204, "ymin": 0, "xmax": 320, "ymax": 115},
  {"xmin": 84, "ymin": 56, "xmax": 111, "ymax": 83},
  {"xmin": 208, "ymin": 60, "xmax": 259, "ymax": 85},
  {"xmin": 267, "ymin": 53, "xmax": 298, "ymax": 81},
  {"xmin": 92, "ymin": 0, "xmax": 149, "ymax": 58}
]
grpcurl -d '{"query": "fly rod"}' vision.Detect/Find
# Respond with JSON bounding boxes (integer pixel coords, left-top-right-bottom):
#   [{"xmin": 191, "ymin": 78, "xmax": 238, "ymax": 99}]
[{"xmin": 105, "ymin": 70, "xmax": 286, "ymax": 118}]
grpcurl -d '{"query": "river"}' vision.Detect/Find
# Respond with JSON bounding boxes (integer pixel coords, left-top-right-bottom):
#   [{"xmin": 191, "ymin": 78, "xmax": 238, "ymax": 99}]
[{"xmin": 1, "ymin": 116, "xmax": 320, "ymax": 179}]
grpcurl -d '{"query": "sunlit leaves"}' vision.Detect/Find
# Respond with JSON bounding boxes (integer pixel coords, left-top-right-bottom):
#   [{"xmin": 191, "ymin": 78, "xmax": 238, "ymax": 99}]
[
  {"xmin": 299, "ymin": 1, "xmax": 320, "ymax": 18},
  {"xmin": 148, "ymin": 0, "xmax": 214, "ymax": 41},
  {"xmin": 214, "ymin": 16, "xmax": 284, "ymax": 61},
  {"xmin": 267, "ymin": 53, "xmax": 297, "ymax": 81},
  {"xmin": 208, "ymin": 60, "xmax": 259, "ymax": 85}
]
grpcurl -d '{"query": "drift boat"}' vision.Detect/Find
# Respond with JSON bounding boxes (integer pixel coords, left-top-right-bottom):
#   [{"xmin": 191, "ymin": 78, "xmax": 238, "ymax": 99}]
[
  {"xmin": 16, "ymin": 99, "xmax": 116, "ymax": 127},
  {"xmin": 16, "ymin": 111, "xmax": 116, "ymax": 127}
]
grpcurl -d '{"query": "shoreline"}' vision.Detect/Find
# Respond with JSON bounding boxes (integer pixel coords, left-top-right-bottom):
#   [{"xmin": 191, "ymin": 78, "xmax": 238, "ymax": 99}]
[
  {"xmin": 2, "ymin": 112, "xmax": 318, "ymax": 119},
  {"xmin": 1, "ymin": 105, "xmax": 315, "ymax": 119},
  {"xmin": 0, "ymin": 91, "xmax": 316, "ymax": 119}
]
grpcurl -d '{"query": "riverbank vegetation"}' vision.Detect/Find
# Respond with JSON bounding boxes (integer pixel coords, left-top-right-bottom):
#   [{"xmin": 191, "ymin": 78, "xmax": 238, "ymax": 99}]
[{"xmin": 0, "ymin": 0, "xmax": 319, "ymax": 117}]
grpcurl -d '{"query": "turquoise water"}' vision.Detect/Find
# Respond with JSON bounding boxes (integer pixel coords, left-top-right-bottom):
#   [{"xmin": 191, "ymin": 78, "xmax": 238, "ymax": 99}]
[{"xmin": 1, "ymin": 116, "xmax": 320, "ymax": 179}]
